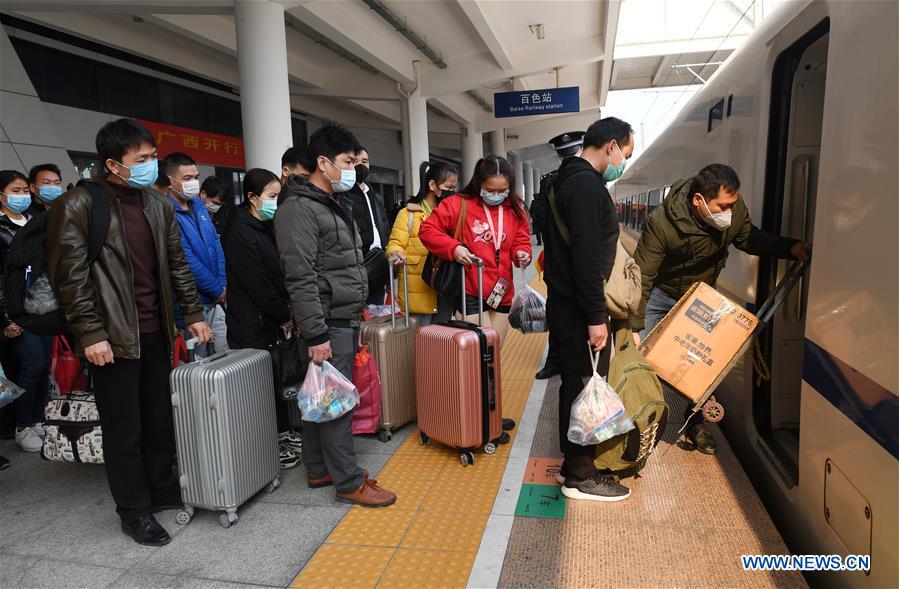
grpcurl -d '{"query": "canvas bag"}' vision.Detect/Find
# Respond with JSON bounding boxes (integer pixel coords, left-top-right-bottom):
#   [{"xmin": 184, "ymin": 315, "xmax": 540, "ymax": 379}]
[
  {"xmin": 350, "ymin": 339, "xmax": 383, "ymax": 435},
  {"xmin": 42, "ymin": 393, "xmax": 104, "ymax": 464}
]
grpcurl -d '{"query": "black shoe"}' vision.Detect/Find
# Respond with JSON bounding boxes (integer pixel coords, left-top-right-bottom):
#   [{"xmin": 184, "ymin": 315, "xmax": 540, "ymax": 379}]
[
  {"xmin": 561, "ymin": 473, "xmax": 630, "ymax": 502},
  {"xmin": 0, "ymin": 454, "xmax": 9, "ymax": 470},
  {"xmin": 492, "ymin": 431, "xmax": 511, "ymax": 445},
  {"xmin": 502, "ymin": 418, "xmax": 516, "ymax": 431},
  {"xmin": 121, "ymin": 513, "xmax": 172, "ymax": 546},
  {"xmin": 535, "ymin": 365, "xmax": 560, "ymax": 380},
  {"xmin": 686, "ymin": 425, "xmax": 718, "ymax": 455}
]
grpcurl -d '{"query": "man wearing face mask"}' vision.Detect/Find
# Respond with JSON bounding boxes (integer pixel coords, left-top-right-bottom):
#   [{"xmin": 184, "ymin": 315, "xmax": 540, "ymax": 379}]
[
  {"xmin": 346, "ymin": 147, "xmax": 390, "ymax": 305},
  {"xmin": 276, "ymin": 121, "xmax": 397, "ymax": 508},
  {"xmin": 163, "ymin": 153, "xmax": 228, "ymax": 358},
  {"xmin": 543, "ymin": 117, "xmax": 635, "ymax": 502},
  {"xmin": 27, "ymin": 163, "xmax": 64, "ymax": 213},
  {"xmin": 630, "ymin": 163, "xmax": 809, "ymax": 455}
]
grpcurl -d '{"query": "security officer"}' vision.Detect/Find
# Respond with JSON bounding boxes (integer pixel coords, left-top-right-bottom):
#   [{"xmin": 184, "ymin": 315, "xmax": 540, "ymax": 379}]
[{"xmin": 531, "ymin": 131, "xmax": 584, "ymax": 380}]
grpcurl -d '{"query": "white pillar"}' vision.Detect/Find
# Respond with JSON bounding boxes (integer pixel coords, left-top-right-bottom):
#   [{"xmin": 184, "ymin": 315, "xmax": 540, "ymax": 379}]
[
  {"xmin": 461, "ymin": 123, "xmax": 483, "ymax": 186},
  {"xmin": 523, "ymin": 162, "xmax": 534, "ymax": 207},
  {"xmin": 511, "ymin": 153, "xmax": 524, "ymax": 197},
  {"xmin": 533, "ymin": 167, "xmax": 541, "ymax": 201},
  {"xmin": 403, "ymin": 93, "xmax": 429, "ymax": 195},
  {"xmin": 234, "ymin": 0, "xmax": 293, "ymax": 172},
  {"xmin": 489, "ymin": 130, "xmax": 505, "ymax": 158}
]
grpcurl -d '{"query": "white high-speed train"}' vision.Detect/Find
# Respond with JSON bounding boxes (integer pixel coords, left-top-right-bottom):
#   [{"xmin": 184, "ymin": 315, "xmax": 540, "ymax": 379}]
[{"xmin": 612, "ymin": 1, "xmax": 897, "ymax": 587}]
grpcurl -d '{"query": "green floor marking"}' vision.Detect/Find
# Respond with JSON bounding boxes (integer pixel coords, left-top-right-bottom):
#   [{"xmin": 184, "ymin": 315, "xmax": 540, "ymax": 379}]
[{"xmin": 514, "ymin": 483, "xmax": 567, "ymax": 519}]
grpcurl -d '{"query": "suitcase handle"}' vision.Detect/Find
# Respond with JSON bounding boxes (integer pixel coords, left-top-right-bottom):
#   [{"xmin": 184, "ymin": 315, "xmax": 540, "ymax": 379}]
[
  {"xmin": 460, "ymin": 256, "xmax": 484, "ymax": 326},
  {"xmin": 388, "ymin": 262, "xmax": 411, "ymax": 330}
]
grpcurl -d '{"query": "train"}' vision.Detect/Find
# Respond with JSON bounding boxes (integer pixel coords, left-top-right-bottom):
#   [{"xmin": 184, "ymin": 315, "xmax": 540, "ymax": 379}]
[{"xmin": 611, "ymin": 1, "xmax": 898, "ymax": 587}]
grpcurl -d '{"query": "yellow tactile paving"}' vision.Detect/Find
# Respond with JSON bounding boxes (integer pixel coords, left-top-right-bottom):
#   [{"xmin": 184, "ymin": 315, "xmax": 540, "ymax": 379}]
[
  {"xmin": 290, "ymin": 276, "xmax": 548, "ymax": 589},
  {"xmin": 290, "ymin": 544, "xmax": 394, "ymax": 589}
]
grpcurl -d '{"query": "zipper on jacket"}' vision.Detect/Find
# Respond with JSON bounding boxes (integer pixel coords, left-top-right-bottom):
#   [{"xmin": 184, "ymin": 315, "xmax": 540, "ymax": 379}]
[{"xmin": 111, "ymin": 189, "xmax": 142, "ymax": 358}]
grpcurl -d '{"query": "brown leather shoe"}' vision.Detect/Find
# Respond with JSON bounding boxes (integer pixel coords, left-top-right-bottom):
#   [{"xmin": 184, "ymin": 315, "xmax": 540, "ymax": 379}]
[
  {"xmin": 308, "ymin": 468, "xmax": 369, "ymax": 489},
  {"xmin": 336, "ymin": 479, "xmax": 397, "ymax": 508}
]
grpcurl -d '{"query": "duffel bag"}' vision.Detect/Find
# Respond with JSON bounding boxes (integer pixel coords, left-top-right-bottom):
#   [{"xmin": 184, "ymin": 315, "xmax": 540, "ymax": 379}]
[{"xmin": 42, "ymin": 393, "xmax": 104, "ymax": 464}]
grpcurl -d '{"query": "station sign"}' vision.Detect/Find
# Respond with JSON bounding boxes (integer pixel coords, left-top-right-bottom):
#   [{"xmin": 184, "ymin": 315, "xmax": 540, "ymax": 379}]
[
  {"xmin": 138, "ymin": 119, "xmax": 245, "ymax": 168},
  {"xmin": 493, "ymin": 86, "xmax": 580, "ymax": 118}
]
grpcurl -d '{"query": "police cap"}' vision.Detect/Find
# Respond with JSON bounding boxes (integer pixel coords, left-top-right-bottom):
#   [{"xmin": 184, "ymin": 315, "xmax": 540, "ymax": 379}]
[{"xmin": 548, "ymin": 131, "xmax": 585, "ymax": 157}]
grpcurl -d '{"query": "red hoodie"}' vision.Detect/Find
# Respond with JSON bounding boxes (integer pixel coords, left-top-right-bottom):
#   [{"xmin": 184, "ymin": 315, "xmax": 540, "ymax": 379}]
[{"xmin": 419, "ymin": 194, "xmax": 532, "ymax": 307}]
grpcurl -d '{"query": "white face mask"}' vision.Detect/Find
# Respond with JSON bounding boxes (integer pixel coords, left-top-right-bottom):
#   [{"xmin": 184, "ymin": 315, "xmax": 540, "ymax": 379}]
[
  {"xmin": 172, "ymin": 177, "xmax": 200, "ymax": 200},
  {"xmin": 699, "ymin": 195, "xmax": 732, "ymax": 230},
  {"xmin": 324, "ymin": 159, "xmax": 356, "ymax": 193}
]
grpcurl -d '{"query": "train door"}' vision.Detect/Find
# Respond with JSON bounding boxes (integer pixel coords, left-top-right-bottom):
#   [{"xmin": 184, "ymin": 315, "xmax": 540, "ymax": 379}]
[{"xmin": 756, "ymin": 20, "xmax": 830, "ymax": 483}]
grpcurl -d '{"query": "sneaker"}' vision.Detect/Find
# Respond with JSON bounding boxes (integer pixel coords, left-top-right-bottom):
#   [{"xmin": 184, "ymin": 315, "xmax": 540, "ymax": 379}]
[
  {"xmin": 336, "ymin": 479, "xmax": 397, "ymax": 508},
  {"xmin": 0, "ymin": 454, "xmax": 9, "ymax": 470},
  {"xmin": 561, "ymin": 473, "xmax": 630, "ymax": 502},
  {"xmin": 31, "ymin": 423, "xmax": 46, "ymax": 438},
  {"xmin": 15, "ymin": 427, "xmax": 42, "ymax": 453},
  {"xmin": 278, "ymin": 429, "xmax": 303, "ymax": 453},
  {"xmin": 279, "ymin": 444, "xmax": 300, "ymax": 470}
]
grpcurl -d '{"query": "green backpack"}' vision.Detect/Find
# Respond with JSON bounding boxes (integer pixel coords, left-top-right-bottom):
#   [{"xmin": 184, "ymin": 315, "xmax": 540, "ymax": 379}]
[{"xmin": 594, "ymin": 326, "xmax": 669, "ymax": 475}]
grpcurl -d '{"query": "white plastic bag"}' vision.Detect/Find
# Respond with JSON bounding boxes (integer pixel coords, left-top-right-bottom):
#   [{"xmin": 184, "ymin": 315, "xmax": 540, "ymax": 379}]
[
  {"xmin": 297, "ymin": 361, "xmax": 359, "ymax": 423},
  {"xmin": 0, "ymin": 376, "xmax": 25, "ymax": 409},
  {"xmin": 567, "ymin": 348, "xmax": 635, "ymax": 445},
  {"xmin": 509, "ymin": 285, "xmax": 547, "ymax": 334}
]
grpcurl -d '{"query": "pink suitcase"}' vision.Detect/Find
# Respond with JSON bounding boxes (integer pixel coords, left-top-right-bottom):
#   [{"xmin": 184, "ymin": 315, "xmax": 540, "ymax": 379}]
[{"xmin": 415, "ymin": 259, "xmax": 503, "ymax": 466}]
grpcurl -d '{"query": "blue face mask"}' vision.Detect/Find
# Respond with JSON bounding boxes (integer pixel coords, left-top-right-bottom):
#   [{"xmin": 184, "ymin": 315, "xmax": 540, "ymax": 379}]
[
  {"xmin": 38, "ymin": 185, "xmax": 63, "ymax": 203},
  {"xmin": 4, "ymin": 193, "xmax": 32, "ymax": 214},
  {"xmin": 480, "ymin": 189, "xmax": 509, "ymax": 207},
  {"xmin": 602, "ymin": 143, "xmax": 627, "ymax": 182},
  {"xmin": 115, "ymin": 158, "xmax": 158, "ymax": 189},
  {"xmin": 258, "ymin": 199, "xmax": 278, "ymax": 221}
]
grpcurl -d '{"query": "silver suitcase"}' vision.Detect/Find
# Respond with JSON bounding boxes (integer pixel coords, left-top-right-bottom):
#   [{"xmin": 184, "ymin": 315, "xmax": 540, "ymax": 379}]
[{"xmin": 170, "ymin": 346, "xmax": 280, "ymax": 528}]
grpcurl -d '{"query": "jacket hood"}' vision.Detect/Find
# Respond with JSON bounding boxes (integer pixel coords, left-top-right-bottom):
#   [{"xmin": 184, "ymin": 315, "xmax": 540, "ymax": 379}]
[
  {"xmin": 664, "ymin": 175, "xmax": 748, "ymax": 238},
  {"xmin": 555, "ymin": 155, "xmax": 601, "ymax": 186},
  {"xmin": 406, "ymin": 203, "xmax": 423, "ymax": 212},
  {"xmin": 282, "ymin": 176, "xmax": 342, "ymax": 211}
]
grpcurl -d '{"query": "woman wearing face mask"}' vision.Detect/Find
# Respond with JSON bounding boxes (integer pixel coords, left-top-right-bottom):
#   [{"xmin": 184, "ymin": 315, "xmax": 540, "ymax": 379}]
[
  {"xmin": 0, "ymin": 170, "xmax": 53, "ymax": 454},
  {"xmin": 220, "ymin": 168, "xmax": 301, "ymax": 470},
  {"xmin": 386, "ymin": 162, "xmax": 459, "ymax": 325},
  {"xmin": 419, "ymin": 156, "xmax": 532, "ymax": 343}
]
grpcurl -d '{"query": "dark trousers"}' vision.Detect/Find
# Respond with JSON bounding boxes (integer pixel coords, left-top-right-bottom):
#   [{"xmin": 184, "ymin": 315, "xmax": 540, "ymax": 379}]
[
  {"xmin": 12, "ymin": 332, "xmax": 53, "ymax": 426},
  {"xmin": 91, "ymin": 331, "xmax": 179, "ymax": 520},
  {"xmin": 367, "ymin": 279, "xmax": 386, "ymax": 305},
  {"xmin": 547, "ymin": 294, "xmax": 610, "ymax": 481},
  {"xmin": 542, "ymin": 332, "xmax": 560, "ymax": 371}
]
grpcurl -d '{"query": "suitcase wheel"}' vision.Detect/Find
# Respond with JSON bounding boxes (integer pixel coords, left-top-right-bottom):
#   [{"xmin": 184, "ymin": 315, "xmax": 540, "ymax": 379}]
[
  {"xmin": 419, "ymin": 432, "xmax": 430, "ymax": 446},
  {"xmin": 266, "ymin": 477, "xmax": 280, "ymax": 494},
  {"xmin": 220, "ymin": 511, "xmax": 238, "ymax": 529},
  {"xmin": 379, "ymin": 430, "xmax": 393, "ymax": 443},
  {"xmin": 701, "ymin": 398, "xmax": 724, "ymax": 423},
  {"xmin": 460, "ymin": 450, "xmax": 475, "ymax": 467},
  {"xmin": 484, "ymin": 443, "xmax": 497, "ymax": 455},
  {"xmin": 175, "ymin": 510, "xmax": 192, "ymax": 526}
]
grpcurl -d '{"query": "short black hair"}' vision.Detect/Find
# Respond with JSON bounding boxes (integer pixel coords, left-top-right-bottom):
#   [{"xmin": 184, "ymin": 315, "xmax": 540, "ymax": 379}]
[
  {"xmin": 305, "ymin": 121, "xmax": 362, "ymax": 171},
  {"xmin": 689, "ymin": 164, "xmax": 741, "ymax": 201},
  {"xmin": 28, "ymin": 163, "xmax": 62, "ymax": 184},
  {"xmin": 162, "ymin": 152, "xmax": 197, "ymax": 178},
  {"xmin": 0, "ymin": 170, "xmax": 28, "ymax": 193},
  {"xmin": 156, "ymin": 161, "xmax": 170, "ymax": 188},
  {"xmin": 281, "ymin": 146, "xmax": 308, "ymax": 169},
  {"xmin": 584, "ymin": 117, "xmax": 634, "ymax": 149},
  {"xmin": 201, "ymin": 176, "xmax": 232, "ymax": 201},
  {"xmin": 95, "ymin": 118, "xmax": 156, "ymax": 173}
]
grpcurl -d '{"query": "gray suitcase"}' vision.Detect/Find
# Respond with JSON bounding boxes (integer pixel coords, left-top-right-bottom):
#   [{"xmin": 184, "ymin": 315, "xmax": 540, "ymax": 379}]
[{"xmin": 170, "ymin": 345, "xmax": 280, "ymax": 528}]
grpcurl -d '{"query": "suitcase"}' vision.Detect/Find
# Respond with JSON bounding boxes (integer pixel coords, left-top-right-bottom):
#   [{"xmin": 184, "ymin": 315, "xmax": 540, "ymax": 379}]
[
  {"xmin": 169, "ymin": 344, "xmax": 280, "ymax": 529},
  {"xmin": 415, "ymin": 258, "xmax": 503, "ymax": 466},
  {"xmin": 361, "ymin": 263, "xmax": 419, "ymax": 442}
]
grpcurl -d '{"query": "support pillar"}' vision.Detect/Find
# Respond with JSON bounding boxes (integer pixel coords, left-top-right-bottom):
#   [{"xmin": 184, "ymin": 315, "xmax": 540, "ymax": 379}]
[
  {"xmin": 402, "ymin": 94, "xmax": 429, "ymax": 196},
  {"xmin": 235, "ymin": 0, "xmax": 293, "ymax": 172},
  {"xmin": 488, "ymin": 130, "xmax": 505, "ymax": 158},
  {"xmin": 461, "ymin": 123, "xmax": 483, "ymax": 186},
  {"xmin": 533, "ymin": 167, "xmax": 541, "ymax": 202},
  {"xmin": 511, "ymin": 153, "xmax": 524, "ymax": 197},
  {"xmin": 523, "ymin": 162, "xmax": 534, "ymax": 207}
]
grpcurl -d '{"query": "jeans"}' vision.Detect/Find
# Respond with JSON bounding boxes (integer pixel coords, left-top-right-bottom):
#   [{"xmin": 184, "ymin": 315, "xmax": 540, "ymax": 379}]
[
  {"xmin": 640, "ymin": 287, "xmax": 703, "ymax": 430},
  {"xmin": 90, "ymin": 331, "xmax": 179, "ymax": 520},
  {"xmin": 196, "ymin": 303, "xmax": 228, "ymax": 359},
  {"xmin": 12, "ymin": 332, "xmax": 53, "ymax": 427}
]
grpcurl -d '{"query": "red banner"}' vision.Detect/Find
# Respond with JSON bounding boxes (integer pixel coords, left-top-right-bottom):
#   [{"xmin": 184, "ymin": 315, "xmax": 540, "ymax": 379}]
[{"xmin": 138, "ymin": 119, "xmax": 245, "ymax": 168}]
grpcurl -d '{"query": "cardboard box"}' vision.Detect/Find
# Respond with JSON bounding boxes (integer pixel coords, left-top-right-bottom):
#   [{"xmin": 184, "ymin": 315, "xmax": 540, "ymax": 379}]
[{"xmin": 639, "ymin": 282, "xmax": 759, "ymax": 404}]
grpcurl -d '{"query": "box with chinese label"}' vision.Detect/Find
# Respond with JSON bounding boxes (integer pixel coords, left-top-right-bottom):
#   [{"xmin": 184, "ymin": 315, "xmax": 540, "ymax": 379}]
[{"xmin": 639, "ymin": 282, "xmax": 758, "ymax": 404}]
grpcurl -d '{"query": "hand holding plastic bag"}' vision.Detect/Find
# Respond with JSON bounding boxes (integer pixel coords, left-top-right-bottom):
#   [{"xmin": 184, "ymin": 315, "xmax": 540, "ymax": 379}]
[
  {"xmin": 0, "ymin": 376, "xmax": 25, "ymax": 409},
  {"xmin": 297, "ymin": 361, "xmax": 359, "ymax": 423},
  {"xmin": 509, "ymin": 285, "xmax": 547, "ymax": 334},
  {"xmin": 567, "ymin": 348, "xmax": 635, "ymax": 445}
]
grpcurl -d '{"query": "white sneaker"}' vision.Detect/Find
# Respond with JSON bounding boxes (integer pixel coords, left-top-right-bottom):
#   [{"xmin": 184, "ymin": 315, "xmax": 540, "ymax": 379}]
[
  {"xmin": 15, "ymin": 427, "xmax": 42, "ymax": 452},
  {"xmin": 31, "ymin": 423, "xmax": 46, "ymax": 438}
]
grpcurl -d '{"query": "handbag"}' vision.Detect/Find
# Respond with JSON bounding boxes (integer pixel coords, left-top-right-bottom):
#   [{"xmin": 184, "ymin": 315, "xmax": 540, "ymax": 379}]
[
  {"xmin": 269, "ymin": 332, "xmax": 308, "ymax": 400},
  {"xmin": 49, "ymin": 336, "xmax": 86, "ymax": 397},
  {"xmin": 350, "ymin": 334, "xmax": 382, "ymax": 435},
  {"xmin": 421, "ymin": 199, "xmax": 467, "ymax": 297},
  {"xmin": 363, "ymin": 247, "xmax": 389, "ymax": 286},
  {"xmin": 42, "ymin": 393, "xmax": 104, "ymax": 464}
]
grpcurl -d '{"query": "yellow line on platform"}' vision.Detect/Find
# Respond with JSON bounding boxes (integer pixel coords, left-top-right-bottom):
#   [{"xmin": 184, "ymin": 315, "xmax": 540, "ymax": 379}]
[{"xmin": 290, "ymin": 278, "xmax": 548, "ymax": 589}]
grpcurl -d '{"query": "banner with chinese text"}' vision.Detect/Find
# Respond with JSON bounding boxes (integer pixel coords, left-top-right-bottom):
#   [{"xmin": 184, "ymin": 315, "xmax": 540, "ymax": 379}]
[{"xmin": 138, "ymin": 120, "xmax": 245, "ymax": 168}]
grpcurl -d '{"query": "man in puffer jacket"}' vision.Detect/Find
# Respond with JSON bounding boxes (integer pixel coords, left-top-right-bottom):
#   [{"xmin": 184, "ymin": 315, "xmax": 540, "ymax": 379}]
[{"xmin": 275, "ymin": 121, "xmax": 396, "ymax": 508}]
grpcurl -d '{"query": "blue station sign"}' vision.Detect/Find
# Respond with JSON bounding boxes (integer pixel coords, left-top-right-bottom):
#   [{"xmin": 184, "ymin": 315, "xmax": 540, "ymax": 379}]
[{"xmin": 493, "ymin": 86, "xmax": 580, "ymax": 118}]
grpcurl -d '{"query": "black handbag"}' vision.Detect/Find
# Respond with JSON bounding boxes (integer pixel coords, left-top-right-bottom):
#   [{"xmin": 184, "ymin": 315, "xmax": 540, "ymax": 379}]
[
  {"xmin": 268, "ymin": 334, "xmax": 307, "ymax": 400},
  {"xmin": 363, "ymin": 247, "xmax": 389, "ymax": 285},
  {"xmin": 421, "ymin": 199, "xmax": 467, "ymax": 298}
]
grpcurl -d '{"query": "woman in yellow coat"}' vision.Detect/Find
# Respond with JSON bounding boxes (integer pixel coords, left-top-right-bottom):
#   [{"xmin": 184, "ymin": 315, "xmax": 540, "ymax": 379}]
[{"xmin": 386, "ymin": 162, "xmax": 459, "ymax": 325}]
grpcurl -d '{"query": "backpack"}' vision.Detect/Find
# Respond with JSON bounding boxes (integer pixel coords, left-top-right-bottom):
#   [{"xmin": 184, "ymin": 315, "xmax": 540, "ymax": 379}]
[
  {"xmin": 4, "ymin": 180, "xmax": 110, "ymax": 336},
  {"xmin": 593, "ymin": 326, "xmax": 668, "ymax": 476},
  {"xmin": 547, "ymin": 183, "xmax": 641, "ymax": 319}
]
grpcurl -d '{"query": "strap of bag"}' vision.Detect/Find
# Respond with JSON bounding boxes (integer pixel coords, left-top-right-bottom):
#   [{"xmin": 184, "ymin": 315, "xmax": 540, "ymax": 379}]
[
  {"xmin": 547, "ymin": 185, "xmax": 571, "ymax": 245},
  {"xmin": 76, "ymin": 180, "xmax": 111, "ymax": 265},
  {"xmin": 453, "ymin": 199, "xmax": 467, "ymax": 242},
  {"xmin": 407, "ymin": 209, "xmax": 415, "ymax": 234}
]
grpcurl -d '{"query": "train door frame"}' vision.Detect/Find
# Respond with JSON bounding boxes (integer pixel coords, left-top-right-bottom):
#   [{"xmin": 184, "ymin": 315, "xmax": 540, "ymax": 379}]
[{"xmin": 756, "ymin": 18, "xmax": 831, "ymax": 485}]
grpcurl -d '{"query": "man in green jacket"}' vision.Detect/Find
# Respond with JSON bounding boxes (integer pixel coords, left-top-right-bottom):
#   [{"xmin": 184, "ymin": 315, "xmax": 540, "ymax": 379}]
[{"xmin": 630, "ymin": 163, "xmax": 809, "ymax": 454}]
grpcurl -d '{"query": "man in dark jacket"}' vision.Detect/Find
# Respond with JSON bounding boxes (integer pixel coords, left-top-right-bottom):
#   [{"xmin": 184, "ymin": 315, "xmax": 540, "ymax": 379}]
[
  {"xmin": 346, "ymin": 147, "xmax": 390, "ymax": 304},
  {"xmin": 631, "ymin": 163, "xmax": 809, "ymax": 454},
  {"xmin": 545, "ymin": 117, "xmax": 634, "ymax": 502},
  {"xmin": 47, "ymin": 118, "xmax": 212, "ymax": 546},
  {"xmin": 275, "ymin": 121, "xmax": 396, "ymax": 508}
]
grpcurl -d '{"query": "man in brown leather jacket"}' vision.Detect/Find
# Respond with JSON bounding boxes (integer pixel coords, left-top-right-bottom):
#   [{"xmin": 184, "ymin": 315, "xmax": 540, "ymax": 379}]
[{"xmin": 47, "ymin": 118, "xmax": 212, "ymax": 546}]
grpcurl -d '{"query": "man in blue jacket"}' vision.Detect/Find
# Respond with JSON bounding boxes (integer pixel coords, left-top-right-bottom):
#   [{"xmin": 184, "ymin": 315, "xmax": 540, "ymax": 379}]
[{"xmin": 163, "ymin": 152, "xmax": 227, "ymax": 356}]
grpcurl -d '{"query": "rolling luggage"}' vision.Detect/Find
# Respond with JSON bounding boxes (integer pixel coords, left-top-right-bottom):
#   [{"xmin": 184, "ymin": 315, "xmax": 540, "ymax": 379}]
[
  {"xmin": 415, "ymin": 258, "xmax": 502, "ymax": 466},
  {"xmin": 169, "ymin": 343, "xmax": 280, "ymax": 529},
  {"xmin": 360, "ymin": 263, "xmax": 419, "ymax": 442}
]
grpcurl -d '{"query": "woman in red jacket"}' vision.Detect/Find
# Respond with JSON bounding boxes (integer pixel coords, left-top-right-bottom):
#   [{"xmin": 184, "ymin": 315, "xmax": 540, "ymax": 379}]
[{"xmin": 419, "ymin": 156, "xmax": 532, "ymax": 343}]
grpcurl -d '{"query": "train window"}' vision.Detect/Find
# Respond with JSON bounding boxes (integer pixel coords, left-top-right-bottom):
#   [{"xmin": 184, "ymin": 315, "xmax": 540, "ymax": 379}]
[
  {"xmin": 708, "ymin": 98, "xmax": 725, "ymax": 132},
  {"xmin": 727, "ymin": 94, "xmax": 734, "ymax": 117},
  {"xmin": 636, "ymin": 193, "xmax": 646, "ymax": 230},
  {"xmin": 648, "ymin": 189, "xmax": 661, "ymax": 218}
]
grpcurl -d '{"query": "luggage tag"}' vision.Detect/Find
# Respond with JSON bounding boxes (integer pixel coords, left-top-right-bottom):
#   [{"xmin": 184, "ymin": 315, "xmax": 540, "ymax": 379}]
[{"xmin": 486, "ymin": 277, "xmax": 510, "ymax": 309}]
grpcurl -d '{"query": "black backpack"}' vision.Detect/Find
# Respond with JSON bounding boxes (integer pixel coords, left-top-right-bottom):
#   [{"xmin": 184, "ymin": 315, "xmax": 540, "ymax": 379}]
[
  {"xmin": 529, "ymin": 172, "xmax": 556, "ymax": 235},
  {"xmin": 4, "ymin": 180, "xmax": 110, "ymax": 336}
]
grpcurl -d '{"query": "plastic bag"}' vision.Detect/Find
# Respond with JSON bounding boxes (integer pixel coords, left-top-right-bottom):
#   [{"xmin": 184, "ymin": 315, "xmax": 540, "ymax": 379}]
[
  {"xmin": 0, "ymin": 376, "xmax": 26, "ymax": 410},
  {"xmin": 508, "ymin": 285, "xmax": 547, "ymax": 334},
  {"xmin": 567, "ymin": 349, "xmax": 635, "ymax": 445},
  {"xmin": 297, "ymin": 361, "xmax": 359, "ymax": 423}
]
